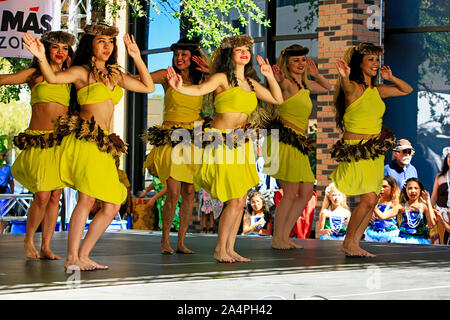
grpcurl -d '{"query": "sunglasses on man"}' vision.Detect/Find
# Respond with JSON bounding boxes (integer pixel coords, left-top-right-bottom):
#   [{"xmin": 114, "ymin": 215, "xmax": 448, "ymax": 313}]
[{"xmin": 394, "ymin": 149, "xmax": 412, "ymax": 155}]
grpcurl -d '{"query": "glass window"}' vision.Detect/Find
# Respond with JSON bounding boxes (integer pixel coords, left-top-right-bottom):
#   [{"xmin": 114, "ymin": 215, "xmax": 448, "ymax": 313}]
[
  {"xmin": 386, "ymin": 0, "xmax": 450, "ymax": 29},
  {"xmin": 384, "ymin": 32, "xmax": 450, "ymax": 191},
  {"xmin": 147, "ymin": 3, "xmax": 180, "ymax": 50},
  {"xmin": 276, "ymin": 0, "xmax": 318, "ymax": 35},
  {"xmin": 251, "ymin": 42, "xmax": 266, "ymax": 81},
  {"xmin": 147, "ymin": 51, "xmax": 173, "ymax": 98}
]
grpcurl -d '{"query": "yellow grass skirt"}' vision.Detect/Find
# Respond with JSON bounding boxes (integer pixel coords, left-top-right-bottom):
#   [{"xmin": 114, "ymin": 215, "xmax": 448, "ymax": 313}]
[
  {"xmin": 59, "ymin": 132, "xmax": 127, "ymax": 204},
  {"xmin": 143, "ymin": 123, "xmax": 202, "ymax": 184},
  {"xmin": 11, "ymin": 129, "xmax": 66, "ymax": 193},
  {"xmin": 193, "ymin": 128, "xmax": 259, "ymax": 202},
  {"xmin": 262, "ymin": 130, "xmax": 315, "ymax": 183},
  {"xmin": 330, "ymin": 139, "xmax": 384, "ymax": 196}
]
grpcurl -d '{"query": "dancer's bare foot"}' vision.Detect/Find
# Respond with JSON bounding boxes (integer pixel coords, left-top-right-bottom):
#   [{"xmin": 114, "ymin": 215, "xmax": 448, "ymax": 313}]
[
  {"xmin": 80, "ymin": 256, "xmax": 109, "ymax": 270},
  {"xmin": 341, "ymin": 245, "xmax": 376, "ymax": 258},
  {"xmin": 176, "ymin": 244, "xmax": 195, "ymax": 254},
  {"xmin": 288, "ymin": 239, "xmax": 304, "ymax": 249},
  {"xmin": 40, "ymin": 247, "xmax": 61, "ymax": 260},
  {"xmin": 64, "ymin": 257, "xmax": 96, "ymax": 271},
  {"xmin": 271, "ymin": 238, "xmax": 292, "ymax": 250},
  {"xmin": 228, "ymin": 250, "xmax": 251, "ymax": 262},
  {"xmin": 161, "ymin": 242, "xmax": 174, "ymax": 254},
  {"xmin": 24, "ymin": 241, "xmax": 40, "ymax": 259},
  {"xmin": 214, "ymin": 249, "xmax": 235, "ymax": 263}
]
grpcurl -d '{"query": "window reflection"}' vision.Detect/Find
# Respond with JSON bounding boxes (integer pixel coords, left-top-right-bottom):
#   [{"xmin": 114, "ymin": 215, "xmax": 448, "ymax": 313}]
[{"xmin": 276, "ymin": 0, "xmax": 318, "ymax": 35}]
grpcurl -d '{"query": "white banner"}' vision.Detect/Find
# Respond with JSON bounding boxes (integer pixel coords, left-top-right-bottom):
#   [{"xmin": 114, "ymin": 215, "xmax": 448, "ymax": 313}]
[{"xmin": 0, "ymin": 0, "xmax": 61, "ymax": 59}]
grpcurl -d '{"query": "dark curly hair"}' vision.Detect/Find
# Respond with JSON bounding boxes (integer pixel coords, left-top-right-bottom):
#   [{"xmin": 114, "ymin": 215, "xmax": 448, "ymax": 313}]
[
  {"xmin": 438, "ymin": 153, "xmax": 449, "ymax": 178},
  {"xmin": 171, "ymin": 38, "xmax": 208, "ymax": 85},
  {"xmin": 210, "ymin": 43, "xmax": 260, "ymax": 86}
]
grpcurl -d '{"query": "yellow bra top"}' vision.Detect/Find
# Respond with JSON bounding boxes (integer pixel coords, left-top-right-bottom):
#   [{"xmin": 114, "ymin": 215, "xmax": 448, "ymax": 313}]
[
  {"xmin": 30, "ymin": 81, "xmax": 71, "ymax": 107},
  {"xmin": 215, "ymin": 87, "xmax": 257, "ymax": 115},
  {"xmin": 278, "ymin": 89, "xmax": 312, "ymax": 132},
  {"xmin": 163, "ymin": 87, "xmax": 203, "ymax": 122},
  {"xmin": 77, "ymin": 82, "xmax": 123, "ymax": 106},
  {"xmin": 344, "ymin": 86, "xmax": 385, "ymax": 135}
]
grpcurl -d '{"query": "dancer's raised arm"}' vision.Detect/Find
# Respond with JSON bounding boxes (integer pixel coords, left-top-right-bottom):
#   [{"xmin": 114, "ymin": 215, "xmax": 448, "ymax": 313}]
[
  {"xmin": 252, "ymin": 55, "xmax": 283, "ymax": 105},
  {"xmin": 335, "ymin": 58, "xmax": 359, "ymax": 98},
  {"xmin": 167, "ymin": 66, "xmax": 227, "ymax": 96},
  {"xmin": 306, "ymin": 58, "xmax": 331, "ymax": 93},
  {"xmin": 119, "ymin": 34, "xmax": 154, "ymax": 93},
  {"xmin": 377, "ymin": 66, "xmax": 413, "ymax": 98}
]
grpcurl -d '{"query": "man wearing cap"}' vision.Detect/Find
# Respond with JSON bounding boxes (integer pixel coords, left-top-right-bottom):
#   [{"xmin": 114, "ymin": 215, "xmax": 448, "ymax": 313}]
[{"xmin": 384, "ymin": 138, "xmax": 418, "ymax": 189}]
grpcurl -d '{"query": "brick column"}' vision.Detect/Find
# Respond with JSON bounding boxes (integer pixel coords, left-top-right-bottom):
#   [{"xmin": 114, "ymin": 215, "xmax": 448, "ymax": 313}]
[{"xmin": 315, "ymin": 0, "xmax": 383, "ymax": 213}]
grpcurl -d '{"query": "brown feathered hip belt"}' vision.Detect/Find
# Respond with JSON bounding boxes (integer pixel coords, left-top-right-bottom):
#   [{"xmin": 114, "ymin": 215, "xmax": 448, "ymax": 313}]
[
  {"xmin": 13, "ymin": 130, "xmax": 63, "ymax": 150},
  {"xmin": 330, "ymin": 126, "xmax": 396, "ymax": 162},
  {"xmin": 53, "ymin": 114, "xmax": 127, "ymax": 159},
  {"xmin": 142, "ymin": 118, "xmax": 211, "ymax": 148},
  {"xmin": 142, "ymin": 118, "xmax": 257, "ymax": 150},
  {"xmin": 264, "ymin": 117, "xmax": 316, "ymax": 155}
]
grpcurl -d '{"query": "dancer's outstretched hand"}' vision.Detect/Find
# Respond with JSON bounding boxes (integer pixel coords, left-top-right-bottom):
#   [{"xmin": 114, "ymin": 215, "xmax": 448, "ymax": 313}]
[
  {"xmin": 272, "ymin": 65, "xmax": 284, "ymax": 83},
  {"xmin": 166, "ymin": 66, "xmax": 183, "ymax": 90},
  {"xmin": 192, "ymin": 55, "xmax": 209, "ymax": 73},
  {"xmin": 123, "ymin": 34, "xmax": 141, "ymax": 60},
  {"xmin": 380, "ymin": 65, "xmax": 393, "ymax": 81},
  {"xmin": 22, "ymin": 33, "xmax": 45, "ymax": 60},
  {"xmin": 335, "ymin": 58, "xmax": 350, "ymax": 78},
  {"xmin": 257, "ymin": 55, "xmax": 274, "ymax": 79}
]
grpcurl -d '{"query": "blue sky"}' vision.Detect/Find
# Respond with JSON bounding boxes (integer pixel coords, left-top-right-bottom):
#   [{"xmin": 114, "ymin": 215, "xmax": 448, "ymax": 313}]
[{"xmin": 147, "ymin": 5, "xmax": 180, "ymax": 97}]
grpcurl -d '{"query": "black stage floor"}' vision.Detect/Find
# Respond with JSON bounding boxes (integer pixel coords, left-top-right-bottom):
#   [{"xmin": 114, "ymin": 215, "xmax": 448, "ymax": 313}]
[{"xmin": 0, "ymin": 230, "xmax": 449, "ymax": 300}]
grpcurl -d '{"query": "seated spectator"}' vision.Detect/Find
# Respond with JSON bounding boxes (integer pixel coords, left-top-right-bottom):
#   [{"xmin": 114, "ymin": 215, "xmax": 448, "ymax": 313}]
[
  {"xmin": 431, "ymin": 146, "xmax": 450, "ymax": 245},
  {"xmin": 198, "ymin": 188, "xmax": 223, "ymax": 234},
  {"xmin": 365, "ymin": 175, "xmax": 401, "ymax": 242},
  {"xmin": 138, "ymin": 176, "xmax": 180, "ymax": 231},
  {"xmin": 317, "ymin": 183, "xmax": 351, "ymax": 241},
  {"xmin": 242, "ymin": 190, "xmax": 273, "ymax": 236},
  {"xmin": 391, "ymin": 178, "xmax": 437, "ymax": 245},
  {"xmin": 384, "ymin": 139, "xmax": 418, "ymax": 189}
]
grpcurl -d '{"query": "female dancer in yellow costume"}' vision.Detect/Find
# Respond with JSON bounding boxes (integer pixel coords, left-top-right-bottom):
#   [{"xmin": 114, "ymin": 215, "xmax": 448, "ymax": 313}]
[
  {"xmin": 331, "ymin": 43, "xmax": 413, "ymax": 257},
  {"xmin": 266, "ymin": 44, "xmax": 331, "ymax": 249},
  {"xmin": 23, "ymin": 23, "xmax": 155, "ymax": 270},
  {"xmin": 0, "ymin": 31, "xmax": 75, "ymax": 260},
  {"xmin": 167, "ymin": 35, "xmax": 283, "ymax": 263},
  {"xmin": 143, "ymin": 38, "xmax": 208, "ymax": 254}
]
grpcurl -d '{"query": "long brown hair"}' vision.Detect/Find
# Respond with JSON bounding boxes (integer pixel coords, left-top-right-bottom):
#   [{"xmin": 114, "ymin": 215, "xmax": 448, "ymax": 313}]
[
  {"xmin": 383, "ymin": 175, "xmax": 400, "ymax": 205},
  {"xmin": 210, "ymin": 35, "xmax": 260, "ymax": 86},
  {"xmin": 398, "ymin": 177, "xmax": 427, "ymax": 226}
]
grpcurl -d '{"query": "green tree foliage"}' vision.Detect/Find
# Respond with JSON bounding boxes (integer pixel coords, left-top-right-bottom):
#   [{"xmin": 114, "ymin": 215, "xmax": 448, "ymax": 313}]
[
  {"xmin": 417, "ymin": 0, "xmax": 450, "ymax": 135},
  {"xmin": 94, "ymin": 0, "xmax": 270, "ymax": 49},
  {"xmin": 0, "ymin": 58, "xmax": 31, "ymax": 104}
]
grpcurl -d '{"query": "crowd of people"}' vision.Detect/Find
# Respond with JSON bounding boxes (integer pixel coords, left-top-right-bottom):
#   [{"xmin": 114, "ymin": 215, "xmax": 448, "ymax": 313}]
[{"xmin": 0, "ymin": 22, "xmax": 448, "ymax": 270}]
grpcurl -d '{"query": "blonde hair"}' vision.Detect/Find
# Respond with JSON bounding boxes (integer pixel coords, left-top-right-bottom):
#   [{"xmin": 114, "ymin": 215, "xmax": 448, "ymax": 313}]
[
  {"xmin": 277, "ymin": 44, "xmax": 309, "ymax": 88},
  {"xmin": 324, "ymin": 183, "xmax": 349, "ymax": 210}
]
